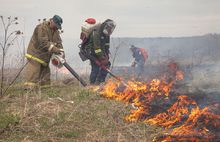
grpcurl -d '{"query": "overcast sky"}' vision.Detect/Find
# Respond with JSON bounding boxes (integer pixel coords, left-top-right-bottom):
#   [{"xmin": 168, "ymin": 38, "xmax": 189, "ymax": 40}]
[{"xmin": 1, "ymin": 0, "xmax": 220, "ymax": 39}]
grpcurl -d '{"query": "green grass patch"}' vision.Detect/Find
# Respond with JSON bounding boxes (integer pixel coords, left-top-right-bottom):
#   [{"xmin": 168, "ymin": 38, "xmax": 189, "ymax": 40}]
[
  {"xmin": 56, "ymin": 129, "xmax": 82, "ymax": 138},
  {"xmin": 0, "ymin": 113, "xmax": 20, "ymax": 129}
]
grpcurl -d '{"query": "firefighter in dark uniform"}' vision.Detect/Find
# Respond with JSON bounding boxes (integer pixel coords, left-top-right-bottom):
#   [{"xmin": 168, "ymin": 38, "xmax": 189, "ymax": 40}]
[
  {"xmin": 130, "ymin": 45, "xmax": 148, "ymax": 80},
  {"xmin": 24, "ymin": 15, "xmax": 65, "ymax": 89},
  {"xmin": 83, "ymin": 19, "xmax": 116, "ymax": 85}
]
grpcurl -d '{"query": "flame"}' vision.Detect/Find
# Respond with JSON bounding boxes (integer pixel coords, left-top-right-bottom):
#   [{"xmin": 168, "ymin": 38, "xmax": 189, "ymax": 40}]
[
  {"xmin": 96, "ymin": 71, "xmax": 180, "ymax": 123},
  {"xmin": 146, "ymin": 95, "xmax": 194, "ymax": 127},
  {"xmin": 91, "ymin": 63, "xmax": 220, "ymax": 141}
]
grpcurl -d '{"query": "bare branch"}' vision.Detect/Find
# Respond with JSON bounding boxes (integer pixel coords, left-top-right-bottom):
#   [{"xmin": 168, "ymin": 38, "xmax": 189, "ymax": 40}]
[
  {"xmin": 3, "ymin": 61, "xmax": 28, "ymax": 95},
  {"xmin": 5, "ymin": 31, "xmax": 17, "ymax": 46},
  {"xmin": 0, "ymin": 16, "xmax": 6, "ymax": 30},
  {"xmin": 5, "ymin": 35, "xmax": 19, "ymax": 52},
  {"xmin": 111, "ymin": 38, "xmax": 122, "ymax": 70},
  {"xmin": 0, "ymin": 42, "xmax": 3, "ymax": 49},
  {"xmin": 0, "ymin": 15, "xmax": 21, "ymax": 96}
]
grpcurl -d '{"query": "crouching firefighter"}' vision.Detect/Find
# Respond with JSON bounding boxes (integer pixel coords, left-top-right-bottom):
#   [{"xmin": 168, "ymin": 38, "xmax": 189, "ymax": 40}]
[
  {"xmin": 79, "ymin": 18, "xmax": 116, "ymax": 85},
  {"xmin": 24, "ymin": 15, "xmax": 65, "ymax": 89}
]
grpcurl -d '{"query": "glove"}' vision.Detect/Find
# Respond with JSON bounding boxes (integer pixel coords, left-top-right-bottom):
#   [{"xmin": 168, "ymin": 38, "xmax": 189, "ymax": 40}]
[
  {"xmin": 131, "ymin": 61, "xmax": 136, "ymax": 67},
  {"xmin": 98, "ymin": 56, "xmax": 109, "ymax": 66},
  {"xmin": 52, "ymin": 48, "xmax": 65, "ymax": 58},
  {"xmin": 100, "ymin": 59, "xmax": 109, "ymax": 66}
]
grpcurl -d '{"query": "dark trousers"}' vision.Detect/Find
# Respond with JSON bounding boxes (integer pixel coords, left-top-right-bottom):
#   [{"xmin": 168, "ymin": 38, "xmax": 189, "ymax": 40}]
[{"xmin": 90, "ymin": 61, "xmax": 110, "ymax": 84}]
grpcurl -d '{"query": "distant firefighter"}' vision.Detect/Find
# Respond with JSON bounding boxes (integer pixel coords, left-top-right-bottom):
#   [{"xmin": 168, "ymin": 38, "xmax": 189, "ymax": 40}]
[
  {"xmin": 24, "ymin": 15, "xmax": 65, "ymax": 90},
  {"xmin": 130, "ymin": 45, "xmax": 148, "ymax": 80}
]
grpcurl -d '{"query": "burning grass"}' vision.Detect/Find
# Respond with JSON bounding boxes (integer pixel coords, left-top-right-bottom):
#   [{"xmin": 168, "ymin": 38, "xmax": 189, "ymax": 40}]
[
  {"xmin": 93, "ymin": 62, "xmax": 220, "ymax": 142},
  {"xmin": 1, "ymin": 62, "xmax": 219, "ymax": 141}
]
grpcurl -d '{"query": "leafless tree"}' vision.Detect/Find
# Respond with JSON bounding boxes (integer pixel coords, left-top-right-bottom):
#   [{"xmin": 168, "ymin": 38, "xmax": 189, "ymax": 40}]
[
  {"xmin": 0, "ymin": 16, "xmax": 22, "ymax": 96},
  {"xmin": 110, "ymin": 38, "xmax": 124, "ymax": 70}
]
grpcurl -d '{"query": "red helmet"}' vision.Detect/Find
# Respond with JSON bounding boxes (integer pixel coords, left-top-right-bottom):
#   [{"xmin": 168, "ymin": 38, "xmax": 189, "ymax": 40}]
[{"xmin": 85, "ymin": 18, "xmax": 96, "ymax": 24}]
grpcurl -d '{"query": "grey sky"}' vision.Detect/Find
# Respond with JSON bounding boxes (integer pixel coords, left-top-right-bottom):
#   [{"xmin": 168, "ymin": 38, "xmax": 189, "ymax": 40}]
[{"xmin": 0, "ymin": 0, "xmax": 220, "ymax": 39}]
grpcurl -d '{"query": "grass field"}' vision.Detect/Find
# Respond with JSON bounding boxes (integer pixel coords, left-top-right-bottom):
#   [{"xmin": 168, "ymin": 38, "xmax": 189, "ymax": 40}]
[{"xmin": 0, "ymin": 82, "xmax": 163, "ymax": 142}]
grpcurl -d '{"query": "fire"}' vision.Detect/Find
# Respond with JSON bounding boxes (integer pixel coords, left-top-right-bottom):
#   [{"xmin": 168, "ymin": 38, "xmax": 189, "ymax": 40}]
[
  {"xmin": 146, "ymin": 95, "xmax": 195, "ymax": 128},
  {"xmin": 97, "ymin": 74, "xmax": 178, "ymax": 123},
  {"xmin": 91, "ymin": 62, "xmax": 220, "ymax": 141},
  {"xmin": 156, "ymin": 105, "xmax": 220, "ymax": 141}
]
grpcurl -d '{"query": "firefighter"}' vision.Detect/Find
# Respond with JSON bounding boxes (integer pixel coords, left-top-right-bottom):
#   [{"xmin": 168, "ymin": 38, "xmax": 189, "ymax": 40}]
[
  {"xmin": 83, "ymin": 19, "xmax": 116, "ymax": 85},
  {"xmin": 130, "ymin": 45, "xmax": 148, "ymax": 80},
  {"xmin": 24, "ymin": 15, "xmax": 65, "ymax": 89}
]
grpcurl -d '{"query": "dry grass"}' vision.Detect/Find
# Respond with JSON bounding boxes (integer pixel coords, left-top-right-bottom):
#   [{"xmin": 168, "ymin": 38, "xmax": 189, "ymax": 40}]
[{"xmin": 0, "ymin": 82, "xmax": 163, "ymax": 142}]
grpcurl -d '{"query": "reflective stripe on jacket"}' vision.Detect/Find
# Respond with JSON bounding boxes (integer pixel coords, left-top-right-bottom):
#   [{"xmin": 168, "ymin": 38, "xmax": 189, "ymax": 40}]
[
  {"xmin": 24, "ymin": 82, "xmax": 37, "ymax": 86},
  {"xmin": 25, "ymin": 53, "xmax": 48, "ymax": 66}
]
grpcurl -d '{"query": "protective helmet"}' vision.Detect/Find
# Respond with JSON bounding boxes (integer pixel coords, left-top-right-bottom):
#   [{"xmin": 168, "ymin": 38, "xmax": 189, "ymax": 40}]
[
  {"xmin": 103, "ymin": 19, "xmax": 116, "ymax": 36},
  {"xmin": 130, "ymin": 45, "xmax": 137, "ymax": 51},
  {"xmin": 52, "ymin": 15, "xmax": 63, "ymax": 29}
]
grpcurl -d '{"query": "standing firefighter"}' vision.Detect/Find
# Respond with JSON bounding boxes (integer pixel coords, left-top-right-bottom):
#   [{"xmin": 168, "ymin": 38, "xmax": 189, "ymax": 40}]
[
  {"xmin": 24, "ymin": 15, "xmax": 65, "ymax": 89},
  {"xmin": 79, "ymin": 19, "xmax": 116, "ymax": 85},
  {"xmin": 130, "ymin": 45, "xmax": 148, "ymax": 80}
]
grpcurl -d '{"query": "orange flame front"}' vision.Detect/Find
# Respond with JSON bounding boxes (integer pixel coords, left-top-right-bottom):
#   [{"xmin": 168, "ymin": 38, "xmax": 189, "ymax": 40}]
[{"xmin": 92, "ymin": 64, "xmax": 220, "ymax": 141}]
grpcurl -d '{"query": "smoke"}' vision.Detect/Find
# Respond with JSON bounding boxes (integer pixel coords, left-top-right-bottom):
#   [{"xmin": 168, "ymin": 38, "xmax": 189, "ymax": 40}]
[{"xmin": 110, "ymin": 34, "xmax": 220, "ymax": 102}]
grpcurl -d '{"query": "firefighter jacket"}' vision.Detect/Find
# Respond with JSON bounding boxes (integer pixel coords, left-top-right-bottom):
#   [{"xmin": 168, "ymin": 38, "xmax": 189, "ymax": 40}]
[
  {"xmin": 26, "ymin": 20, "xmax": 63, "ymax": 66},
  {"xmin": 83, "ymin": 22, "xmax": 110, "ymax": 58}
]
